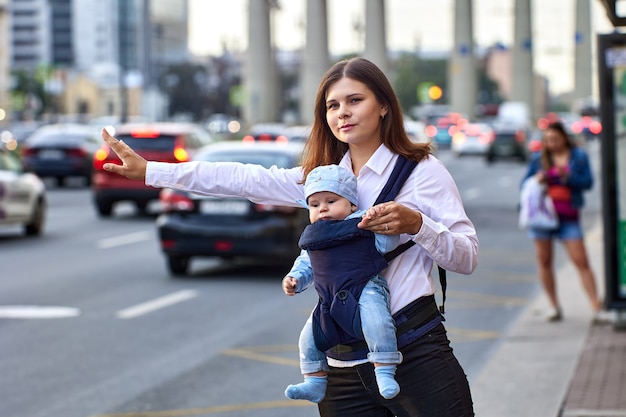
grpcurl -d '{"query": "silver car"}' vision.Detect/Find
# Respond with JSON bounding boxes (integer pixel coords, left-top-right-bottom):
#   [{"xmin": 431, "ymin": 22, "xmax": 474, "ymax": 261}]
[{"xmin": 0, "ymin": 142, "xmax": 46, "ymax": 236}]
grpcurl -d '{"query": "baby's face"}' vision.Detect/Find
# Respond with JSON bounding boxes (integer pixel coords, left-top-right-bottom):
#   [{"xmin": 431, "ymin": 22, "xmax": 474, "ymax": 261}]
[{"xmin": 307, "ymin": 191, "xmax": 355, "ymax": 223}]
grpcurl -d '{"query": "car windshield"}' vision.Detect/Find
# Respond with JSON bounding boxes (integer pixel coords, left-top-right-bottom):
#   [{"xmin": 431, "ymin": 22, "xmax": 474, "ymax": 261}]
[
  {"xmin": 27, "ymin": 132, "xmax": 92, "ymax": 146},
  {"xmin": 199, "ymin": 150, "xmax": 292, "ymax": 169}
]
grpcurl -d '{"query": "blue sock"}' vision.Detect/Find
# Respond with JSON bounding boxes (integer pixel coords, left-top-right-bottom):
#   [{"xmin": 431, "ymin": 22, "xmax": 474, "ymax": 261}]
[
  {"xmin": 284, "ymin": 375, "xmax": 327, "ymax": 403},
  {"xmin": 375, "ymin": 365, "xmax": 400, "ymax": 399}
]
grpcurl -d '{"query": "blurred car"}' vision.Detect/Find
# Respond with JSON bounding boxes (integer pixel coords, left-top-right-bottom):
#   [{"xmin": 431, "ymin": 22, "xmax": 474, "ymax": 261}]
[
  {"xmin": 424, "ymin": 112, "xmax": 467, "ymax": 149},
  {"xmin": 242, "ymin": 123, "xmax": 289, "ymax": 142},
  {"xmin": 91, "ymin": 122, "xmax": 214, "ymax": 217},
  {"xmin": 0, "ymin": 144, "xmax": 46, "ymax": 236},
  {"xmin": 282, "ymin": 125, "xmax": 312, "ymax": 143},
  {"xmin": 451, "ymin": 122, "xmax": 494, "ymax": 156},
  {"xmin": 404, "ymin": 119, "xmax": 430, "ymax": 145},
  {"xmin": 204, "ymin": 113, "xmax": 241, "ymax": 136},
  {"xmin": 20, "ymin": 123, "xmax": 101, "ymax": 186},
  {"xmin": 156, "ymin": 140, "xmax": 309, "ymax": 276},
  {"xmin": 485, "ymin": 126, "xmax": 529, "ymax": 163},
  {"xmin": 571, "ymin": 116, "xmax": 602, "ymax": 140}
]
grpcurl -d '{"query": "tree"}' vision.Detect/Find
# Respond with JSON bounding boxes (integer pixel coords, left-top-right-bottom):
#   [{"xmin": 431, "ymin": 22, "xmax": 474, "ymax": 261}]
[{"xmin": 393, "ymin": 53, "xmax": 448, "ymax": 113}]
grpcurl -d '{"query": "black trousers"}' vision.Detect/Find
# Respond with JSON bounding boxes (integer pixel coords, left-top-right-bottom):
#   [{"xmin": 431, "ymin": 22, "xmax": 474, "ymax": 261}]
[{"xmin": 318, "ymin": 323, "xmax": 474, "ymax": 417}]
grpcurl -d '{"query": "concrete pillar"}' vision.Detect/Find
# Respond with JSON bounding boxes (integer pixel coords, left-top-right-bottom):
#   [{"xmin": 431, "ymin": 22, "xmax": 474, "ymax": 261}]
[
  {"xmin": 574, "ymin": 0, "xmax": 593, "ymax": 104},
  {"xmin": 511, "ymin": 0, "xmax": 535, "ymax": 123},
  {"xmin": 300, "ymin": 0, "xmax": 329, "ymax": 125},
  {"xmin": 244, "ymin": 0, "xmax": 278, "ymax": 125},
  {"xmin": 0, "ymin": 0, "xmax": 10, "ymax": 124},
  {"xmin": 448, "ymin": 0, "xmax": 477, "ymax": 117},
  {"xmin": 363, "ymin": 0, "xmax": 388, "ymax": 76}
]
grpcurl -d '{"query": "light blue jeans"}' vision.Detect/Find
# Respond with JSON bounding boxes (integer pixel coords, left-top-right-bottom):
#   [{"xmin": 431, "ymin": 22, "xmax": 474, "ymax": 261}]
[{"xmin": 298, "ymin": 275, "xmax": 403, "ymax": 374}]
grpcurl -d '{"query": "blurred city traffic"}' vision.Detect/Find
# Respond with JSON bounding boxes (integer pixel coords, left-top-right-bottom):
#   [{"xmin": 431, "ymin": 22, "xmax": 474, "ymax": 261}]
[{"xmin": 0, "ymin": 1, "xmax": 616, "ymax": 417}]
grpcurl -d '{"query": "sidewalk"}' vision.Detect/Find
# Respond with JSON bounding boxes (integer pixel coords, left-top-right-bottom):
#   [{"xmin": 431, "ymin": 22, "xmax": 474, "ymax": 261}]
[{"xmin": 470, "ymin": 219, "xmax": 626, "ymax": 417}]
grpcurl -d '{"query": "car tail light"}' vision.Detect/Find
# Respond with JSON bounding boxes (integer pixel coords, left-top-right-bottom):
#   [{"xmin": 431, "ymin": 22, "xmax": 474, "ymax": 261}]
[
  {"xmin": 275, "ymin": 135, "xmax": 288, "ymax": 143},
  {"xmin": 425, "ymin": 125, "xmax": 437, "ymax": 138},
  {"xmin": 479, "ymin": 133, "xmax": 492, "ymax": 144},
  {"xmin": 242, "ymin": 135, "xmax": 255, "ymax": 143},
  {"xmin": 257, "ymin": 133, "xmax": 273, "ymax": 142},
  {"xmin": 214, "ymin": 241, "xmax": 234, "ymax": 251},
  {"xmin": 21, "ymin": 147, "xmax": 36, "ymax": 157},
  {"xmin": 130, "ymin": 129, "xmax": 160, "ymax": 138},
  {"xmin": 173, "ymin": 137, "xmax": 189, "ymax": 162},
  {"xmin": 528, "ymin": 139, "xmax": 542, "ymax": 152},
  {"xmin": 571, "ymin": 121, "xmax": 583, "ymax": 134},
  {"xmin": 589, "ymin": 121, "xmax": 602, "ymax": 135},
  {"xmin": 66, "ymin": 148, "xmax": 87, "ymax": 158},
  {"xmin": 254, "ymin": 203, "xmax": 298, "ymax": 214},
  {"xmin": 161, "ymin": 239, "xmax": 176, "ymax": 249},
  {"xmin": 160, "ymin": 188, "xmax": 194, "ymax": 212},
  {"xmin": 92, "ymin": 145, "xmax": 119, "ymax": 170}
]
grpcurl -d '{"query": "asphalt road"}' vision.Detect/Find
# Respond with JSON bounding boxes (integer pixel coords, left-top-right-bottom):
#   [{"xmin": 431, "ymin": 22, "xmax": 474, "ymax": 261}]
[{"xmin": 0, "ymin": 144, "xmax": 602, "ymax": 417}]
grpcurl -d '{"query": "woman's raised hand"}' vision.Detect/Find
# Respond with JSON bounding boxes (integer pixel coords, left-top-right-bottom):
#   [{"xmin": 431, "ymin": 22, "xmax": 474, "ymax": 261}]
[{"xmin": 101, "ymin": 128, "xmax": 148, "ymax": 180}]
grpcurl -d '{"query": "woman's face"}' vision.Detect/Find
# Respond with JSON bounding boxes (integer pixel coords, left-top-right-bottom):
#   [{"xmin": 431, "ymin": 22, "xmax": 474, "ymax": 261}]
[
  {"xmin": 543, "ymin": 128, "xmax": 567, "ymax": 152},
  {"xmin": 325, "ymin": 77, "xmax": 386, "ymax": 148}
]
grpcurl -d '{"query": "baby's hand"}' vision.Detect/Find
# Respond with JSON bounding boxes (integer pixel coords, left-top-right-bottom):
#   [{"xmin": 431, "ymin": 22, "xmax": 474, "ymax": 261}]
[
  {"xmin": 364, "ymin": 204, "xmax": 385, "ymax": 220},
  {"xmin": 282, "ymin": 276, "xmax": 298, "ymax": 296}
]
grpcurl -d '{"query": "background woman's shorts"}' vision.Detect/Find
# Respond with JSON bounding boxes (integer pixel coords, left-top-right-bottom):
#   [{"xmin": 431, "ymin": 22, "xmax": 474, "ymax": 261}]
[{"xmin": 528, "ymin": 220, "xmax": 583, "ymax": 241}]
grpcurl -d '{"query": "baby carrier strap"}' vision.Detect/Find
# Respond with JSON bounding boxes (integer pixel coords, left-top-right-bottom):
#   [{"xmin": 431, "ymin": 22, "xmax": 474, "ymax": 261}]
[{"xmin": 377, "ymin": 155, "xmax": 447, "ymax": 314}]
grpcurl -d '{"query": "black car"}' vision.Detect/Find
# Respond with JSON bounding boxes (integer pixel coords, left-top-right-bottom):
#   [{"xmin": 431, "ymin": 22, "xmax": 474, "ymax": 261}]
[
  {"xmin": 485, "ymin": 127, "xmax": 529, "ymax": 163},
  {"xmin": 156, "ymin": 141, "xmax": 309, "ymax": 276},
  {"xmin": 20, "ymin": 123, "xmax": 101, "ymax": 186}
]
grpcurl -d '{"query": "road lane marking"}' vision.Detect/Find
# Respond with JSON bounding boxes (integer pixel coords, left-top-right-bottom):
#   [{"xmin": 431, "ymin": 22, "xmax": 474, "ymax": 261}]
[
  {"xmin": 222, "ymin": 344, "xmax": 299, "ymax": 367},
  {"xmin": 0, "ymin": 305, "xmax": 80, "ymax": 319},
  {"xmin": 97, "ymin": 231, "xmax": 153, "ymax": 249},
  {"xmin": 116, "ymin": 290, "xmax": 197, "ymax": 319},
  {"xmin": 91, "ymin": 400, "xmax": 313, "ymax": 417},
  {"xmin": 447, "ymin": 326, "xmax": 500, "ymax": 342}
]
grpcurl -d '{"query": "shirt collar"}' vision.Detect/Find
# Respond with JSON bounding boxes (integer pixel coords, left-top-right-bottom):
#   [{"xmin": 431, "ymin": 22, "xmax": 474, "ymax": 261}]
[{"xmin": 339, "ymin": 143, "xmax": 396, "ymax": 177}]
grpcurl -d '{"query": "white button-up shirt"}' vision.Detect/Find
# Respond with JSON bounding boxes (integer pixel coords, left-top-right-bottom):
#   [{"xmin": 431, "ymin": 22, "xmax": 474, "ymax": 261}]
[{"xmin": 146, "ymin": 144, "xmax": 478, "ymax": 314}]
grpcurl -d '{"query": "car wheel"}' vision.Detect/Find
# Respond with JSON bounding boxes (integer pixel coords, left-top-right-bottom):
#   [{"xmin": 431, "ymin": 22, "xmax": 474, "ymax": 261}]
[
  {"xmin": 96, "ymin": 200, "xmax": 114, "ymax": 217},
  {"xmin": 486, "ymin": 154, "xmax": 495, "ymax": 164},
  {"xmin": 167, "ymin": 255, "xmax": 190, "ymax": 276},
  {"xmin": 25, "ymin": 197, "xmax": 46, "ymax": 236},
  {"xmin": 136, "ymin": 202, "xmax": 149, "ymax": 215}
]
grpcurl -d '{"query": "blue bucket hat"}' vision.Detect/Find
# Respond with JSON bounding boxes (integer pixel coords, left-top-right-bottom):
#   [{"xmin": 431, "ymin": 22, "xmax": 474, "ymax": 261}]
[{"xmin": 303, "ymin": 165, "xmax": 358, "ymax": 206}]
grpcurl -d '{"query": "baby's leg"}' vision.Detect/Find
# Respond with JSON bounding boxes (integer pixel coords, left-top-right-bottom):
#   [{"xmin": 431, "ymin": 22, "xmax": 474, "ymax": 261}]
[
  {"xmin": 285, "ymin": 314, "xmax": 329, "ymax": 403},
  {"xmin": 360, "ymin": 277, "xmax": 403, "ymax": 399}
]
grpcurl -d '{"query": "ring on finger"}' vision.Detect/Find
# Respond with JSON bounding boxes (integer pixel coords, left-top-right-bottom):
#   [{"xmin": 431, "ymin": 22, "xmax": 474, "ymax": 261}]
[{"xmin": 385, "ymin": 223, "xmax": 389, "ymax": 231}]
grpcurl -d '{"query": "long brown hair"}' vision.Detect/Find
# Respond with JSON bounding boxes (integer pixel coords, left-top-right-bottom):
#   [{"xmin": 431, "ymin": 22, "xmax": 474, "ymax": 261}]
[
  {"xmin": 540, "ymin": 121, "xmax": 576, "ymax": 170},
  {"xmin": 300, "ymin": 57, "xmax": 432, "ymax": 180}
]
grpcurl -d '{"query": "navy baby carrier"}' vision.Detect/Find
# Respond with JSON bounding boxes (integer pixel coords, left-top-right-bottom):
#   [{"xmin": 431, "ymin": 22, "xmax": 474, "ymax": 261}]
[{"xmin": 300, "ymin": 156, "xmax": 447, "ymax": 354}]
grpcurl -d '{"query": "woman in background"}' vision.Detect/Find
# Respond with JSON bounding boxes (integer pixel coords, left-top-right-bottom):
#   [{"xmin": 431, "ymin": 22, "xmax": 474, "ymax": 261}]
[{"xmin": 521, "ymin": 121, "xmax": 605, "ymax": 322}]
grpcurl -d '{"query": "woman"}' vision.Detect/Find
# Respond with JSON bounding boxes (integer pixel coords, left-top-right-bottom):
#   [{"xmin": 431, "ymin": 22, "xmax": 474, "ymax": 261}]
[
  {"xmin": 101, "ymin": 57, "xmax": 478, "ymax": 416},
  {"xmin": 521, "ymin": 121, "xmax": 602, "ymax": 322}
]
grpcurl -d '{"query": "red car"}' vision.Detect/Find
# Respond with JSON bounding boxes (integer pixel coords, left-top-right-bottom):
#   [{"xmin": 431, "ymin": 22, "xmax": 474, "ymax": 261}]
[{"xmin": 91, "ymin": 122, "xmax": 214, "ymax": 217}]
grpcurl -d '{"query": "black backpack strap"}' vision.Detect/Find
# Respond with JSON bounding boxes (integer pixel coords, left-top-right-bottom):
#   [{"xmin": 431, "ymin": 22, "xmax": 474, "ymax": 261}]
[{"xmin": 376, "ymin": 155, "xmax": 447, "ymax": 314}]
